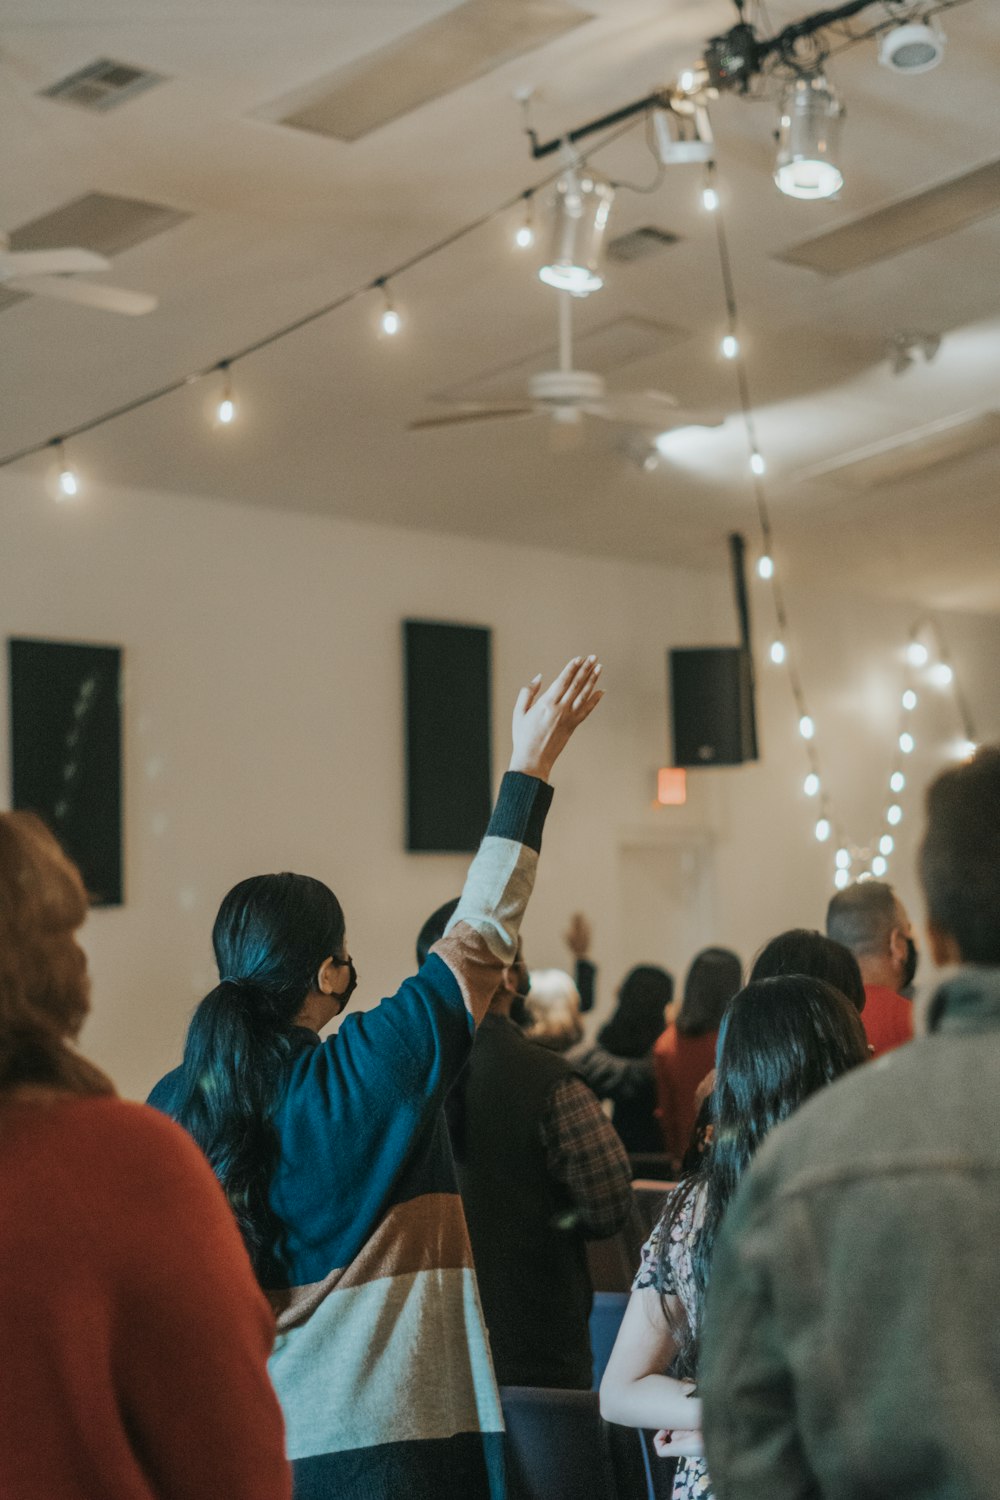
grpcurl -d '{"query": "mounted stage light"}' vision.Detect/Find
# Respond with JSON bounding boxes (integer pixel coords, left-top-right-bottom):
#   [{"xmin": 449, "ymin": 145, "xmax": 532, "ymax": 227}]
[
  {"xmin": 538, "ymin": 169, "xmax": 615, "ymax": 297},
  {"xmin": 879, "ymin": 19, "xmax": 945, "ymax": 74},
  {"xmin": 774, "ymin": 74, "xmax": 844, "ymax": 200},
  {"xmin": 653, "ymin": 99, "xmax": 714, "ymax": 165}
]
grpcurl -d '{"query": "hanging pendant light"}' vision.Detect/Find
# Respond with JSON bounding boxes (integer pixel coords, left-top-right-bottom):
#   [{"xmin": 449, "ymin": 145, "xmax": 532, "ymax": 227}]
[
  {"xmin": 774, "ymin": 74, "xmax": 844, "ymax": 200},
  {"xmin": 538, "ymin": 168, "xmax": 615, "ymax": 297}
]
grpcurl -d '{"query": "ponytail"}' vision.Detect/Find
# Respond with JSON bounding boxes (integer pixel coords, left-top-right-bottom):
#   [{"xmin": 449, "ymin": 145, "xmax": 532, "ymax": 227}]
[{"xmin": 170, "ymin": 872, "xmax": 345, "ymax": 1280}]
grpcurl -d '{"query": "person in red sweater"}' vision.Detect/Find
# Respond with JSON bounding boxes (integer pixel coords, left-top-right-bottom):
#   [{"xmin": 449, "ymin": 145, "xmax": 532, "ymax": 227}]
[
  {"xmin": 654, "ymin": 948, "xmax": 742, "ymax": 1170},
  {"xmin": 826, "ymin": 879, "xmax": 917, "ymax": 1056},
  {"xmin": 0, "ymin": 811, "xmax": 290, "ymax": 1500}
]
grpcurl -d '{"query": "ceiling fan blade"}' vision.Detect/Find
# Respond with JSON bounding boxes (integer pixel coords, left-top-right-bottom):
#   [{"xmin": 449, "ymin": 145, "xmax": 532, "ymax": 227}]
[
  {"xmin": 409, "ymin": 406, "xmax": 535, "ymax": 430},
  {"xmin": 7, "ymin": 275, "xmax": 157, "ymax": 315},
  {"xmin": 2, "ymin": 248, "xmax": 110, "ymax": 277},
  {"xmin": 587, "ymin": 396, "xmax": 726, "ymax": 430}
]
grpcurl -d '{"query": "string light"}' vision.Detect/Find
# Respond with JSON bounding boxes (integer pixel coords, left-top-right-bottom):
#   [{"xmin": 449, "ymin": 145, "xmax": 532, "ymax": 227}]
[
  {"xmin": 834, "ymin": 867, "xmax": 850, "ymax": 889},
  {"xmin": 890, "ymin": 771, "xmax": 906, "ymax": 793},
  {"xmin": 815, "ymin": 817, "xmax": 832, "ymax": 843},
  {"xmin": 899, "ymin": 731, "xmax": 915, "ymax": 754},
  {"xmin": 749, "ymin": 451, "xmax": 766, "ymax": 477},
  {"xmin": 835, "ymin": 848, "xmax": 851, "ymax": 869},
  {"xmin": 214, "ymin": 363, "xmax": 236, "ymax": 426},
  {"xmin": 887, "ymin": 803, "xmax": 903, "ymax": 826},
  {"xmin": 929, "ymin": 662, "xmax": 954, "ymax": 687},
  {"xmin": 721, "ymin": 333, "xmax": 740, "ymax": 359},
  {"xmin": 514, "ymin": 193, "xmax": 535, "ymax": 249},
  {"xmin": 872, "ymin": 854, "xmax": 888, "ymax": 877},
  {"xmin": 958, "ymin": 738, "xmax": 978, "ymax": 759},
  {"xmin": 902, "ymin": 689, "xmax": 917, "ymax": 711},
  {"xmin": 879, "ymin": 834, "xmax": 894, "ymax": 855},
  {"xmin": 378, "ymin": 280, "xmax": 402, "ymax": 337},
  {"xmin": 906, "ymin": 641, "xmax": 929, "ymax": 667},
  {"xmin": 769, "ymin": 639, "xmax": 786, "ymax": 665},
  {"xmin": 799, "ymin": 715, "xmax": 815, "ymax": 740},
  {"xmin": 53, "ymin": 440, "xmax": 80, "ymax": 499},
  {"xmin": 757, "ymin": 554, "xmax": 774, "ymax": 580},
  {"xmin": 804, "ymin": 772, "xmax": 820, "ymax": 797},
  {"xmin": 702, "ymin": 183, "xmax": 719, "ymax": 212}
]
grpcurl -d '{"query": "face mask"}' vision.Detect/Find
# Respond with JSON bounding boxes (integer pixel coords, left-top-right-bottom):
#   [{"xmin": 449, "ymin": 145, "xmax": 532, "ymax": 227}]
[
  {"xmin": 338, "ymin": 956, "xmax": 358, "ymax": 1011},
  {"xmin": 900, "ymin": 936, "xmax": 919, "ymax": 992}
]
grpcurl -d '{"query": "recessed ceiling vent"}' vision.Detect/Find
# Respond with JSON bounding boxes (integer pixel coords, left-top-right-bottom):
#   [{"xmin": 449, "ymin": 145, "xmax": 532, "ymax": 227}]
[
  {"xmin": 40, "ymin": 59, "xmax": 165, "ymax": 112},
  {"xmin": 607, "ymin": 225, "xmax": 681, "ymax": 262}
]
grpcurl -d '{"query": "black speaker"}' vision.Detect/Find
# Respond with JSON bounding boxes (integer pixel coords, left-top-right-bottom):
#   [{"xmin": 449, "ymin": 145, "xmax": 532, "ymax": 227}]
[
  {"xmin": 8, "ymin": 637, "xmax": 123, "ymax": 905},
  {"xmin": 404, "ymin": 620, "xmax": 492, "ymax": 853},
  {"xmin": 669, "ymin": 647, "xmax": 758, "ymax": 767}
]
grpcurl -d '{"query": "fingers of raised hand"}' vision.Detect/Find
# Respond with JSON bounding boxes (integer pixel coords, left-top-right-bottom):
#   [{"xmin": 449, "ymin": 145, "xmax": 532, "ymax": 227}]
[
  {"xmin": 557, "ymin": 655, "xmax": 599, "ymax": 706},
  {"xmin": 515, "ymin": 674, "xmax": 544, "ymax": 720},
  {"xmin": 572, "ymin": 663, "xmax": 601, "ymax": 714},
  {"xmin": 652, "ymin": 1429, "xmax": 704, "ymax": 1460}
]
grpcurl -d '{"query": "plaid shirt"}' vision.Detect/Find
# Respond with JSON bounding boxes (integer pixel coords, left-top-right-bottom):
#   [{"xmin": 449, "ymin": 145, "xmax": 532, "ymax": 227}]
[{"xmin": 539, "ymin": 1075, "xmax": 633, "ymax": 1237}]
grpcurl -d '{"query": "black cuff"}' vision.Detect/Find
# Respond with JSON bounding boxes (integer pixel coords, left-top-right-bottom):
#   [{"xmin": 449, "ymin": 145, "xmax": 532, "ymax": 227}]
[{"xmin": 486, "ymin": 772, "xmax": 554, "ymax": 854}]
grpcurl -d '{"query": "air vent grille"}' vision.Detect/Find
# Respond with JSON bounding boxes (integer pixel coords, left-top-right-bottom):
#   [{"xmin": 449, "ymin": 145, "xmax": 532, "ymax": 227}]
[
  {"xmin": 40, "ymin": 58, "xmax": 165, "ymax": 112},
  {"xmin": 607, "ymin": 226, "xmax": 681, "ymax": 262}
]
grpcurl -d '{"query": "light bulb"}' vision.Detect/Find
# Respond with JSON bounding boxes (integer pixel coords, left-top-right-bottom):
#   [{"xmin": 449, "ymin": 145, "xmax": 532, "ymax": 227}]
[
  {"xmin": 381, "ymin": 306, "xmax": 401, "ymax": 336},
  {"xmin": 890, "ymin": 771, "xmax": 905, "ymax": 793},
  {"xmin": 929, "ymin": 662, "xmax": 954, "ymax": 687},
  {"xmin": 880, "ymin": 834, "xmax": 894, "ymax": 856},
  {"xmin": 757, "ymin": 554, "xmax": 774, "ymax": 580},
  {"xmin": 872, "ymin": 854, "xmax": 888, "ymax": 877},
  {"xmin": 216, "ymin": 396, "xmax": 235, "ymax": 425},
  {"xmin": 799, "ymin": 715, "xmax": 815, "ymax": 740},
  {"xmin": 58, "ymin": 462, "xmax": 79, "ymax": 498},
  {"xmin": 515, "ymin": 223, "xmax": 535, "ymax": 249},
  {"xmin": 834, "ymin": 867, "xmax": 850, "ymax": 889},
  {"xmin": 769, "ymin": 639, "xmax": 786, "ymax": 665},
  {"xmin": 702, "ymin": 184, "xmax": 719, "ymax": 212},
  {"xmin": 906, "ymin": 641, "xmax": 929, "ymax": 667},
  {"xmin": 750, "ymin": 451, "xmax": 766, "ymax": 477},
  {"xmin": 804, "ymin": 772, "xmax": 820, "ymax": 797},
  {"xmin": 835, "ymin": 848, "xmax": 850, "ymax": 870},
  {"xmin": 958, "ymin": 738, "xmax": 978, "ymax": 759},
  {"xmin": 679, "ymin": 68, "xmax": 698, "ymax": 93},
  {"xmin": 815, "ymin": 817, "xmax": 831, "ymax": 843},
  {"xmin": 887, "ymin": 803, "xmax": 903, "ymax": 826},
  {"xmin": 899, "ymin": 731, "xmax": 915, "ymax": 754},
  {"xmin": 902, "ymin": 689, "xmax": 917, "ymax": 711},
  {"xmin": 721, "ymin": 333, "xmax": 739, "ymax": 360}
]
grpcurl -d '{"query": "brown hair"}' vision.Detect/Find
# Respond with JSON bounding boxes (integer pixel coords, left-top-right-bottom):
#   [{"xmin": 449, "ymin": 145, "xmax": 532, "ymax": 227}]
[
  {"xmin": 0, "ymin": 812, "xmax": 112, "ymax": 1096},
  {"xmin": 920, "ymin": 745, "xmax": 1000, "ymax": 965}
]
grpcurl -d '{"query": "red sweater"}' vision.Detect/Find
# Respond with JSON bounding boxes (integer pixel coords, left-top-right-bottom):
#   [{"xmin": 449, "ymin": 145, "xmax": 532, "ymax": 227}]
[
  {"xmin": 653, "ymin": 1025, "xmax": 719, "ymax": 1165},
  {"xmin": 0, "ymin": 1093, "xmax": 290, "ymax": 1500},
  {"xmin": 862, "ymin": 983, "xmax": 914, "ymax": 1057}
]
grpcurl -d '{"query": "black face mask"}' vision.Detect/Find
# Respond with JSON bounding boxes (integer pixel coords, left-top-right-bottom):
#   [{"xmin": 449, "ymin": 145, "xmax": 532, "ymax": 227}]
[
  {"xmin": 338, "ymin": 956, "xmax": 358, "ymax": 1011},
  {"xmin": 900, "ymin": 936, "xmax": 919, "ymax": 992}
]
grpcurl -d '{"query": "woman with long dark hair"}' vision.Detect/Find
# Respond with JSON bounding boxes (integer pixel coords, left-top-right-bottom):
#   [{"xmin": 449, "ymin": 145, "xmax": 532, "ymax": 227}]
[
  {"xmin": 148, "ymin": 656, "xmax": 602, "ymax": 1500},
  {"xmin": 654, "ymin": 947, "xmax": 742, "ymax": 1168},
  {"xmin": 600, "ymin": 975, "xmax": 869, "ymax": 1499},
  {"xmin": 0, "ymin": 812, "xmax": 290, "ymax": 1500}
]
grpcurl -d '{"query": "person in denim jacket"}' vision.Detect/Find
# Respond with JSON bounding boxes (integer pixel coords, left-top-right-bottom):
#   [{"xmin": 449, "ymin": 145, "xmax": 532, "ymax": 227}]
[{"xmin": 700, "ymin": 744, "xmax": 1000, "ymax": 1500}]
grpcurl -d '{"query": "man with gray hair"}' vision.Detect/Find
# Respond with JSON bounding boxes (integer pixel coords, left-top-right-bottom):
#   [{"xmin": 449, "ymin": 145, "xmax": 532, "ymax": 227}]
[{"xmin": 826, "ymin": 879, "xmax": 916, "ymax": 1056}]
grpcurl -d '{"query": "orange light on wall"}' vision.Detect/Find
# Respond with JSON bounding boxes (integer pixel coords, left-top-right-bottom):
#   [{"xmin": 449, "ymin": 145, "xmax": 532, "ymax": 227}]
[{"xmin": 657, "ymin": 767, "xmax": 688, "ymax": 806}]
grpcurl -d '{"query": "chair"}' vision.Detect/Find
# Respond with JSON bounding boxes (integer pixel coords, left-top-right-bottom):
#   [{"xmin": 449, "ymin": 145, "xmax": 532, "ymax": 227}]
[
  {"xmin": 500, "ymin": 1386, "xmax": 620, "ymax": 1500},
  {"xmin": 589, "ymin": 1290, "xmax": 628, "ymax": 1390}
]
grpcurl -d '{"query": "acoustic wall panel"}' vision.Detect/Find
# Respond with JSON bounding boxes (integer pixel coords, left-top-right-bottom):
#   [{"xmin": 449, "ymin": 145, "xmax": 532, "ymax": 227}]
[
  {"xmin": 8, "ymin": 638, "xmax": 123, "ymax": 904},
  {"xmin": 405, "ymin": 620, "xmax": 491, "ymax": 853}
]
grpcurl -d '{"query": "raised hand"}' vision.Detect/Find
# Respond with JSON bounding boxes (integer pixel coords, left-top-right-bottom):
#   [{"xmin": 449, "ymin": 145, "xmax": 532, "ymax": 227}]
[
  {"xmin": 653, "ymin": 1428, "xmax": 705, "ymax": 1460},
  {"xmin": 565, "ymin": 912, "xmax": 593, "ymax": 958},
  {"xmin": 509, "ymin": 656, "xmax": 603, "ymax": 783}
]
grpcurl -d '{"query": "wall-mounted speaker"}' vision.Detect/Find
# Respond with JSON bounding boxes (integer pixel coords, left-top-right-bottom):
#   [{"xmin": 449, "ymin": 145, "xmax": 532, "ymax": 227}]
[
  {"xmin": 669, "ymin": 646, "xmax": 758, "ymax": 768},
  {"xmin": 404, "ymin": 620, "xmax": 492, "ymax": 853},
  {"xmin": 8, "ymin": 637, "xmax": 123, "ymax": 904}
]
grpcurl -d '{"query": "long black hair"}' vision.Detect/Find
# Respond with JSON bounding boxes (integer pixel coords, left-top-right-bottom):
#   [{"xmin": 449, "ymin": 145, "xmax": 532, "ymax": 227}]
[
  {"xmin": 750, "ymin": 927, "xmax": 866, "ymax": 1012},
  {"xmin": 656, "ymin": 974, "xmax": 868, "ymax": 1374},
  {"xmin": 675, "ymin": 947, "xmax": 743, "ymax": 1037},
  {"xmin": 173, "ymin": 872, "xmax": 345, "ymax": 1278},
  {"xmin": 598, "ymin": 964, "xmax": 674, "ymax": 1058}
]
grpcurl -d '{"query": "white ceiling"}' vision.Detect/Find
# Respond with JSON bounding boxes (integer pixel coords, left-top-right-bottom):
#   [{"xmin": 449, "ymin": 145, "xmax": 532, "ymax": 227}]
[{"xmin": 1, "ymin": 0, "xmax": 999, "ymax": 609}]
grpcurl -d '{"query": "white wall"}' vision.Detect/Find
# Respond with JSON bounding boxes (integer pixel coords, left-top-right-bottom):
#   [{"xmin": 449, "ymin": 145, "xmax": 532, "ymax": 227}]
[{"xmin": 2, "ymin": 471, "xmax": 999, "ymax": 1099}]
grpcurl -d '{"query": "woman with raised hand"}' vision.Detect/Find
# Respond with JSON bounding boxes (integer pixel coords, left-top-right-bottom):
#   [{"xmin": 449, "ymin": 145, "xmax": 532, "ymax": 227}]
[
  {"xmin": 148, "ymin": 655, "xmax": 603, "ymax": 1500},
  {"xmin": 600, "ymin": 975, "xmax": 869, "ymax": 1500},
  {"xmin": 0, "ymin": 812, "xmax": 290, "ymax": 1500}
]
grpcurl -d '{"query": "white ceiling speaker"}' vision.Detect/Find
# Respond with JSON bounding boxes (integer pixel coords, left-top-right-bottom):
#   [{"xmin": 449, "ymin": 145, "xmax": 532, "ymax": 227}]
[
  {"xmin": 538, "ymin": 169, "xmax": 615, "ymax": 297},
  {"xmin": 774, "ymin": 74, "xmax": 844, "ymax": 200},
  {"xmin": 0, "ymin": 232, "xmax": 157, "ymax": 315},
  {"xmin": 879, "ymin": 21, "xmax": 946, "ymax": 74},
  {"xmin": 409, "ymin": 291, "xmax": 723, "ymax": 443}
]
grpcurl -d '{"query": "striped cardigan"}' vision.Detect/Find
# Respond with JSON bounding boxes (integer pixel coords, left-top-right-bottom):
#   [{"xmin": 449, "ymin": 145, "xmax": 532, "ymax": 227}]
[{"xmin": 149, "ymin": 771, "xmax": 553, "ymax": 1499}]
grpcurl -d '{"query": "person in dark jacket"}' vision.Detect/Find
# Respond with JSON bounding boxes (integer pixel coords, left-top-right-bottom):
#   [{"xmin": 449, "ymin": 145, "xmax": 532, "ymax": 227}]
[{"xmin": 700, "ymin": 744, "xmax": 1000, "ymax": 1500}]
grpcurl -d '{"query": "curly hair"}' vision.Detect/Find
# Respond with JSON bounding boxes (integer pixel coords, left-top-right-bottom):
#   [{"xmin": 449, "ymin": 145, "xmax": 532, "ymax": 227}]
[{"xmin": 0, "ymin": 811, "xmax": 111, "ymax": 1096}]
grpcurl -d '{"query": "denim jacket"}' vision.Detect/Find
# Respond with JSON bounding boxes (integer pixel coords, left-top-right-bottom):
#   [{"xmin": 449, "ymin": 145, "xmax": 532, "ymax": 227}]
[{"xmin": 699, "ymin": 965, "xmax": 1000, "ymax": 1500}]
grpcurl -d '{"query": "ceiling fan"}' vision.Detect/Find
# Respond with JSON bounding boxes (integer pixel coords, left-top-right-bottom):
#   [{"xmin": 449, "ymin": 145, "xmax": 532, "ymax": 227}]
[
  {"xmin": 409, "ymin": 290, "xmax": 723, "ymax": 439},
  {"xmin": 0, "ymin": 233, "xmax": 157, "ymax": 315}
]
